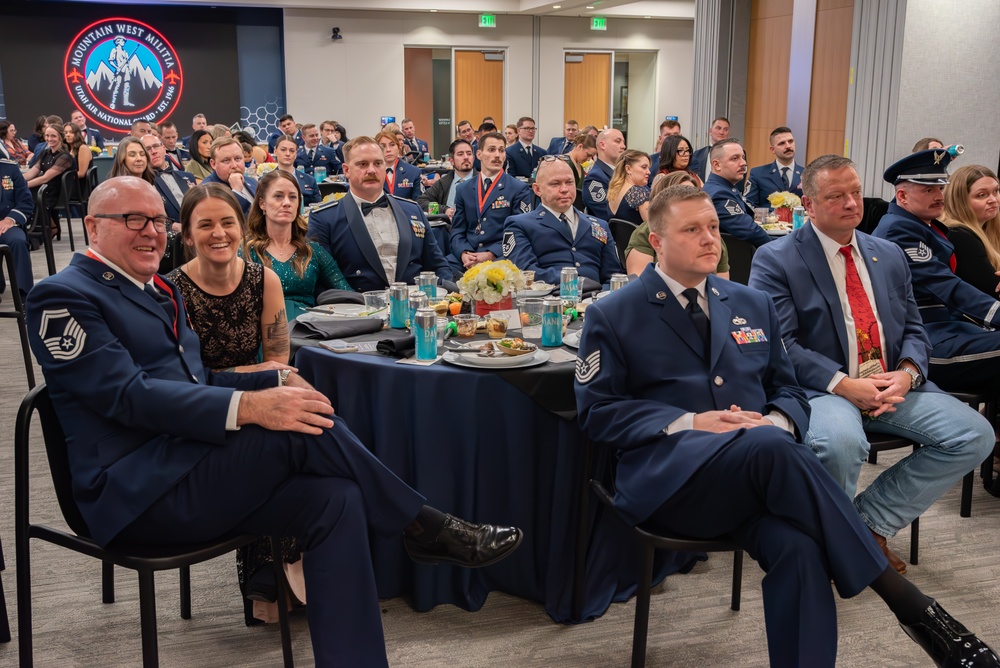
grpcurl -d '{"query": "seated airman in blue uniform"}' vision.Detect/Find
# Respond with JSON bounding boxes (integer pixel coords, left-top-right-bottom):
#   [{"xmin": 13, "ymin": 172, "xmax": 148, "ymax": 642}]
[
  {"xmin": 294, "ymin": 124, "xmax": 342, "ymax": 177},
  {"xmin": 505, "ymin": 116, "xmax": 547, "ymax": 179},
  {"xmin": 582, "ymin": 129, "xmax": 626, "ymax": 221},
  {"xmin": 0, "ymin": 158, "xmax": 35, "ymax": 297},
  {"xmin": 702, "ymin": 139, "xmax": 773, "ymax": 247},
  {"xmin": 376, "ymin": 130, "xmax": 423, "ymax": 202},
  {"xmin": 267, "ymin": 113, "xmax": 304, "ymax": 154}
]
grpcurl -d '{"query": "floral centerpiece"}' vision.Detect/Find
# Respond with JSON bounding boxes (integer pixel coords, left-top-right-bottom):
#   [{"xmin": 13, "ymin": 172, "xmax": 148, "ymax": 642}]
[
  {"xmin": 457, "ymin": 259, "xmax": 526, "ymax": 315},
  {"xmin": 766, "ymin": 191, "xmax": 802, "ymax": 224},
  {"xmin": 255, "ymin": 162, "xmax": 279, "ymax": 178}
]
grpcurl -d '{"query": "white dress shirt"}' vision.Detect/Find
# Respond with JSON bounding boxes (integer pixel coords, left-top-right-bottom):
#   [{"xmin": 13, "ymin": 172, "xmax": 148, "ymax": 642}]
[{"xmin": 350, "ymin": 191, "xmax": 399, "ymax": 281}]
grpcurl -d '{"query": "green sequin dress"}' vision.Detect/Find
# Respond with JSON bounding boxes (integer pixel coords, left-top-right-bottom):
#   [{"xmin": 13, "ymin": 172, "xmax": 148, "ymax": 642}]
[{"xmin": 245, "ymin": 241, "xmax": 353, "ymax": 320}]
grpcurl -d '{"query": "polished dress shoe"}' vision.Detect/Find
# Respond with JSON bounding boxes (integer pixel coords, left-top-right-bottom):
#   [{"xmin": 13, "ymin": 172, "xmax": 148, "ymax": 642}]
[
  {"xmin": 901, "ymin": 601, "xmax": 1000, "ymax": 667},
  {"xmin": 404, "ymin": 515, "xmax": 523, "ymax": 568},
  {"xmin": 871, "ymin": 529, "xmax": 907, "ymax": 574}
]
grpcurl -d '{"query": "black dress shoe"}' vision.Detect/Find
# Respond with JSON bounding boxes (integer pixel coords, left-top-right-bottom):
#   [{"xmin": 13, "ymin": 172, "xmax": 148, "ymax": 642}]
[
  {"xmin": 900, "ymin": 600, "xmax": 1000, "ymax": 667},
  {"xmin": 403, "ymin": 515, "xmax": 523, "ymax": 568}
]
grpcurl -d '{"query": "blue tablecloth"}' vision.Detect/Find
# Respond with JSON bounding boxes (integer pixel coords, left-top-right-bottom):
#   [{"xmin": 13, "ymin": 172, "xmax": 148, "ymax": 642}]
[{"xmin": 295, "ymin": 345, "xmax": 700, "ymax": 623}]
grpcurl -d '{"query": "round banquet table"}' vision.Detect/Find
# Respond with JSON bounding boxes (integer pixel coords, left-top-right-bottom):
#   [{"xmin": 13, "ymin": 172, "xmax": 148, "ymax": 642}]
[{"xmin": 293, "ymin": 324, "xmax": 701, "ymax": 623}]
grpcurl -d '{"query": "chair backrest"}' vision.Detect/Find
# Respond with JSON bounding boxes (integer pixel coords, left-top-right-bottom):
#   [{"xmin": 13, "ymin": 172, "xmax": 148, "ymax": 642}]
[
  {"xmin": 86, "ymin": 163, "xmax": 99, "ymax": 194},
  {"xmin": 574, "ymin": 189, "xmax": 585, "ymax": 211},
  {"xmin": 61, "ymin": 170, "xmax": 82, "ymax": 208},
  {"xmin": 26, "ymin": 184, "xmax": 48, "ymax": 237},
  {"xmin": 608, "ymin": 218, "xmax": 639, "ymax": 267},
  {"xmin": 15, "ymin": 384, "xmax": 93, "ymax": 539},
  {"xmin": 858, "ymin": 197, "xmax": 889, "ymax": 235},
  {"xmin": 721, "ymin": 233, "xmax": 756, "ymax": 285}
]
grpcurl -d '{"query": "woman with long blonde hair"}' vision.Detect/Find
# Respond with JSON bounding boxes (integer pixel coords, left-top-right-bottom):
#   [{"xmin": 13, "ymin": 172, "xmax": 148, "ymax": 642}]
[
  {"xmin": 607, "ymin": 149, "xmax": 652, "ymax": 225},
  {"xmin": 943, "ymin": 164, "xmax": 1000, "ymax": 297}
]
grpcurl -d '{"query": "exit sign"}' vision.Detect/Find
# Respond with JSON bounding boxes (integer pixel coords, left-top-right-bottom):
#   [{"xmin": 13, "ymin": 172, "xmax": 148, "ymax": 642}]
[
  {"xmin": 479, "ymin": 14, "xmax": 496, "ymax": 28},
  {"xmin": 591, "ymin": 17, "xmax": 607, "ymax": 31}
]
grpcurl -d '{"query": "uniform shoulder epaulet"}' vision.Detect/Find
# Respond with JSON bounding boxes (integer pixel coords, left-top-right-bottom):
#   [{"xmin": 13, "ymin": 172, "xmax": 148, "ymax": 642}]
[
  {"xmin": 0, "ymin": 158, "xmax": 17, "ymax": 166},
  {"xmin": 311, "ymin": 198, "xmax": 340, "ymax": 213},
  {"xmin": 389, "ymin": 194, "xmax": 418, "ymax": 206}
]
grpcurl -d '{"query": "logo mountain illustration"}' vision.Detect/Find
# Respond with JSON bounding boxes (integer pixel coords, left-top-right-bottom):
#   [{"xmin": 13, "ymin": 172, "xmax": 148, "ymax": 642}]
[{"xmin": 86, "ymin": 54, "xmax": 162, "ymax": 92}]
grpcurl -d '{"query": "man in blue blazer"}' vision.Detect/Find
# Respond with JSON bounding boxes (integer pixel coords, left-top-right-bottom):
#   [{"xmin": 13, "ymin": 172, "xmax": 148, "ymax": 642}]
[
  {"xmin": 400, "ymin": 118, "xmax": 429, "ymax": 162},
  {"xmin": 376, "ymin": 130, "xmax": 423, "ymax": 201},
  {"xmin": 545, "ymin": 119, "xmax": 578, "ymax": 155},
  {"xmin": 27, "ymin": 176, "xmax": 521, "ymax": 667},
  {"xmin": 688, "ymin": 116, "xmax": 730, "ymax": 182},
  {"xmin": 294, "ymin": 124, "xmax": 342, "ymax": 176},
  {"xmin": 749, "ymin": 155, "xmax": 993, "ymax": 574},
  {"xmin": 703, "ymin": 139, "xmax": 773, "ymax": 247},
  {"xmin": 201, "ymin": 138, "xmax": 258, "ymax": 216},
  {"xmin": 450, "ymin": 132, "xmax": 531, "ymax": 279},
  {"xmin": 141, "ymin": 134, "xmax": 195, "ymax": 223},
  {"xmin": 267, "ymin": 113, "xmax": 303, "ymax": 153},
  {"xmin": 576, "ymin": 183, "xmax": 999, "ymax": 668},
  {"xmin": 505, "ymin": 116, "xmax": 547, "ymax": 179},
  {"xmin": 582, "ymin": 128, "xmax": 625, "ymax": 220},
  {"xmin": 0, "ymin": 159, "xmax": 34, "ymax": 296},
  {"xmin": 504, "ymin": 157, "xmax": 621, "ymax": 285},
  {"xmin": 745, "ymin": 126, "xmax": 804, "ymax": 208},
  {"xmin": 308, "ymin": 136, "xmax": 454, "ymax": 292}
]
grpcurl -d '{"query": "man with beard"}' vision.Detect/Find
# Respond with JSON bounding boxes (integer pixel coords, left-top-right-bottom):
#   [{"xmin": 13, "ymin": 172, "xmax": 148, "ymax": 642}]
[
  {"xmin": 417, "ymin": 138, "xmax": 476, "ymax": 220},
  {"xmin": 703, "ymin": 139, "xmax": 773, "ymax": 247},
  {"xmin": 746, "ymin": 126, "xmax": 804, "ymax": 208}
]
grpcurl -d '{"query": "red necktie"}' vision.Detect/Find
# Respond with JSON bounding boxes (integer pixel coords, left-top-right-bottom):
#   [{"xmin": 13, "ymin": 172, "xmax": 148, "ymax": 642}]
[{"xmin": 839, "ymin": 246, "xmax": 885, "ymax": 375}]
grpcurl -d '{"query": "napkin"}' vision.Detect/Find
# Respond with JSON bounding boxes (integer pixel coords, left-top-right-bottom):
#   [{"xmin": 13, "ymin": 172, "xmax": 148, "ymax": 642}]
[
  {"xmin": 316, "ymin": 289, "xmax": 365, "ymax": 305},
  {"xmin": 292, "ymin": 318, "xmax": 383, "ymax": 340},
  {"xmin": 580, "ymin": 277, "xmax": 603, "ymax": 298},
  {"xmin": 376, "ymin": 335, "xmax": 415, "ymax": 359}
]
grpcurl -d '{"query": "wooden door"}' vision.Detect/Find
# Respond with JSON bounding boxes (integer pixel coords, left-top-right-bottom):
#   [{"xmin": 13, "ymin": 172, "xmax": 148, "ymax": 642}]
[
  {"xmin": 404, "ymin": 48, "xmax": 435, "ymax": 156},
  {"xmin": 564, "ymin": 53, "xmax": 611, "ymax": 130},
  {"xmin": 454, "ymin": 50, "xmax": 503, "ymax": 133}
]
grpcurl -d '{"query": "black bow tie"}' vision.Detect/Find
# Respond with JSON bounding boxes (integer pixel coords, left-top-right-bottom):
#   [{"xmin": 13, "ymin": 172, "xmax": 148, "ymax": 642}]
[{"xmin": 360, "ymin": 198, "xmax": 389, "ymax": 216}]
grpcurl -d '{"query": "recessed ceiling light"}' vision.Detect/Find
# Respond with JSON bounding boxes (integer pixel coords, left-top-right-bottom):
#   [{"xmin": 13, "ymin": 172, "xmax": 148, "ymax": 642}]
[
  {"xmin": 586, "ymin": 5, "xmax": 595, "ymax": 8},
  {"xmin": 553, "ymin": 5, "xmax": 561, "ymax": 8}
]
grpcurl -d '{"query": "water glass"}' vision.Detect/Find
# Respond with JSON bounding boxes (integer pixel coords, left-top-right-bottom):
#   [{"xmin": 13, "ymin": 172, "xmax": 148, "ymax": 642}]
[
  {"xmin": 753, "ymin": 207, "xmax": 770, "ymax": 224},
  {"xmin": 363, "ymin": 290, "xmax": 388, "ymax": 320},
  {"xmin": 486, "ymin": 315, "xmax": 509, "ymax": 339},
  {"xmin": 518, "ymin": 298, "xmax": 544, "ymax": 339},
  {"xmin": 522, "ymin": 270, "xmax": 535, "ymax": 287},
  {"xmin": 436, "ymin": 317, "xmax": 449, "ymax": 349}
]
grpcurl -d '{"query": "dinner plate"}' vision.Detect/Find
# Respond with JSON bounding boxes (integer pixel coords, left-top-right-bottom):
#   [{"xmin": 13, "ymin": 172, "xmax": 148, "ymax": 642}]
[
  {"xmin": 443, "ymin": 349, "xmax": 550, "ymax": 369},
  {"xmin": 517, "ymin": 283, "xmax": 556, "ymax": 298},
  {"xmin": 764, "ymin": 227, "xmax": 792, "ymax": 236},
  {"xmin": 563, "ymin": 330, "xmax": 581, "ymax": 349}
]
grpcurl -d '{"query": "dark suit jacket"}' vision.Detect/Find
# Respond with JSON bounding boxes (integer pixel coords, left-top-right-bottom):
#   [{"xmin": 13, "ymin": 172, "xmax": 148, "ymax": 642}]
[
  {"xmin": 688, "ymin": 145, "xmax": 711, "ymax": 181},
  {"xmin": 505, "ymin": 142, "xmax": 547, "ymax": 178},
  {"xmin": 745, "ymin": 161, "xmax": 804, "ymax": 209},
  {"xmin": 25, "ymin": 255, "xmax": 277, "ymax": 546},
  {"xmin": 575, "ymin": 266, "xmax": 810, "ymax": 524},
  {"xmin": 546, "ymin": 136, "xmax": 572, "ymax": 155},
  {"xmin": 307, "ymin": 193, "xmax": 452, "ymax": 292},
  {"xmin": 749, "ymin": 223, "xmax": 935, "ymax": 398},
  {"xmin": 153, "ymin": 169, "xmax": 196, "ymax": 222},
  {"xmin": 201, "ymin": 171, "xmax": 258, "ymax": 216},
  {"xmin": 84, "ymin": 127, "xmax": 105, "ymax": 150},
  {"xmin": 416, "ymin": 170, "xmax": 459, "ymax": 213}
]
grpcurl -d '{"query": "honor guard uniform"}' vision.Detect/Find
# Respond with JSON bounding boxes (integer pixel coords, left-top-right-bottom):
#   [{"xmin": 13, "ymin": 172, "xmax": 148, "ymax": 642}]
[
  {"xmin": 0, "ymin": 159, "xmax": 35, "ymax": 296},
  {"xmin": 295, "ymin": 144, "xmax": 342, "ymax": 177},
  {"xmin": 503, "ymin": 205, "xmax": 622, "ymax": 286},
  {"xmin": 449, "ymin": 172, "xmax": 532, "ymax": 278},
  {"xmin": 582, "ymin": 160, "xmax": 614, "ymax": 221},
  {"xmin": 384, "ymin": 159, "xmax": 423, "ymax": 201},
  {"xmin": 703, "ymin": 172, "xmax": 773, "ymax": 247},
  {"xmin": 873, "ymin": 148, "xmax": 1000, "ymax": 393},
  {"xmin": 307, "ymin": 193, "xmax": 453, "ymax": 293}
]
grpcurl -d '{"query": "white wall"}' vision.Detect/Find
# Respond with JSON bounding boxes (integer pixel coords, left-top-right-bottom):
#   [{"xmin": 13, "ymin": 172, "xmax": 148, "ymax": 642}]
[{"xmin": 282, "ymin": 9, "xmax": 693, "ymax": 151}]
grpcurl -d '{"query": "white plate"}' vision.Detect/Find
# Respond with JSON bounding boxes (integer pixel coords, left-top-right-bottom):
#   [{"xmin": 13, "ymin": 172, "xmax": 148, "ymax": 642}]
[
  {"xmin": 765, "ymin": 228, "xmax": 791, "ymax": 236},
  {"xmin": 517, "ymin": 282, "xmax": 556, "ymax": 298},
  {"xmin": 443, "ymin": 349, "xmax": 550, "ymax": 369},
  {"xmin": 563, "ymin": 330, "xmax": 581, "ymax": 349},
  {"xmin": 306, "ymin": 304, "xmax": 368, "ymax": 317}
]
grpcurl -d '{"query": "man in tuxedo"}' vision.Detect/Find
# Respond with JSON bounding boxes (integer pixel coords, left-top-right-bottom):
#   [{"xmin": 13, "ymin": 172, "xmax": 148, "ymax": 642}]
[
  {"xmin": 294, "ymin": 124, "xmax": 342, "ymax": 176},
  {"xmin": 201, "ymin": 138, "xmax": 258, "ymax": 216},
  {"xmin": 504, "ymin": 156, "xmax": 620, "ymax": 285},
  {"xmin": 582, "ymin": 128, "xmax": 626, "ymax": 221},
  {"xmin": 400, "ymin": 118, "xmax": 429, "ymax": 162},
  {"xmin": 27, "ymin": 176, "xmax": 521, "ymax": 667},
  {"xmin": 703, "ymin": 139, "xmax": 773, "ymax": 247},
  {"xmin": 416, "ymin": 138, "xmax": 476, "ymax": 219},
  {"xmin": 450, "ymin": 132, "xmax": 531, "ymax": 278},
  {"xmin": 689, "ymin": 116, "xmax": 730, "ymax": 182},
  {"xmin": 158, "ymin": 121, "xmax": 190, "ymax": 171},
  {"xmin": 140, "ymin": 134, "xmax": 195, "ymax": 223},
  {"xmin": 746, "ymin": 126, "xmax": 804, "ymax": 208},
  {"xmin": 70, "ymin": 109, "xmax": 104, "ymax": 150},
  {"xmin": 546, "ymin": 120, "xmax": 579, "ymax": 155},
  {"xmin": 749, "ymin": 154, "xmax": 993, "ymax": 574},
  {"xmin": 575, "ymin": 183, "xmax": 1000, "ymax": 668},
  {"xmin": 505, "ymin": 116, "xmax": 547, "ymax": 179},
  {"xmin": 307, "ymin": 136, "xmax": 453, "ymax": 292}
]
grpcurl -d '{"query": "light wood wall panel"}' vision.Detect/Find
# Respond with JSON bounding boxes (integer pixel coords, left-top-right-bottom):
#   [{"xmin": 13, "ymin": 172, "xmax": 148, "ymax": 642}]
[
  {"xmin": 745, "ymin": 0, "xmax": 793, "ymax": 167},
  {"xmin": 454, "ymin": 51, "xmax": 504, "ymax": 135},
  {"xmin": 403, "ymin": 48, "xmax": 435, "ymax": 156},
  {"xmin": 564, "ymin": 53, "xmax": 611, "ymax": 131},
  {"xmin": 807, "ymin": 0, "xmax": 854, "ymax": 161}
]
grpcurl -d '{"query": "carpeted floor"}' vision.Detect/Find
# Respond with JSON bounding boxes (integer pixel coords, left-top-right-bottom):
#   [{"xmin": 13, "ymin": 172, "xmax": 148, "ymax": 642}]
[{"xmin": 1, "ymin": 226, "xmax": 999, "ymax": 667}]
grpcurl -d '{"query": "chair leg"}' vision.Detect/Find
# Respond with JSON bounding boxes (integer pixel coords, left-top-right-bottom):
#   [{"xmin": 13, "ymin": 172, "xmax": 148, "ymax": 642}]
[
  {"xmin": 0, "ymin": 571, "xmax": 10, "ymax": 644},
  {"xmin": 179, "ymin": 566, "xmax": 191, "ymax": 620},
  {"xmin": 730, "ymin": 550, "xmax": 743, "ymax": 612},
  {"xmin": 102, "ymin": 561, "xmax": 115, "ymax": 603},
  {"xmin": 961, "ymin": 470, "xmax": 974, "ymax": 518},
  {"xmin": 631, "ymin": 544, "xmax": 655, "ymax": 668},
  {"xmin": 137, "ymin": 570, "xmax": 160, "ymax": 668},
  {"xmin": 572, "ymin": 436, "xmax": 595, "ymax": 622},
  {"xmin": 15, "ymin": 538, "xmax": 33, "ymax": 667},
  {"xmin": 271, "ymin": 538, "xmax": 294, "ymax": 668},
  {"xmin": 910, "ymin": 517, "xmax": 919, "ymax": 566},
  {"xmin": 867, "ymin": 449, "xmax": 878, "ymax": 465}
]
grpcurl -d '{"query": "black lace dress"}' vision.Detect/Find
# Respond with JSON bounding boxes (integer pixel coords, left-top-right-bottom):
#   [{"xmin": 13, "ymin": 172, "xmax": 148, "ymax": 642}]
[{"xmin": 167, "ymin": 262, "xmax": 302, "ymax": 624}]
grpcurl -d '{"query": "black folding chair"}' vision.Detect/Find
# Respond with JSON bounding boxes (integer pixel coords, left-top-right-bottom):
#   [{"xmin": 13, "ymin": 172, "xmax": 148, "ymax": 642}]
[
  {"xmin": 608, "ymin": 218, "xmax": 638, "ymax": 268},
  {"xmin": 53, "ymin": 171, "xmax": 86, "ymax": 251},
  {"xmin": 15, "ymin": 384, "xmax": 294, "ymax": 667},
  {"xmin": 25, "ymin": 185, "xmax": 56, "ymax": 276},
  {"xmin": 721, "ymin": 233, "xmax": 756, "ymax": 285}
]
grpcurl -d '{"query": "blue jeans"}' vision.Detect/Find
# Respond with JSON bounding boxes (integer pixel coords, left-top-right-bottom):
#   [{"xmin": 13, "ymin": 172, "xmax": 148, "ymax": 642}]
[{"xmin": 804, "ymin": 391, "xmax": 993, "ymax": 537}]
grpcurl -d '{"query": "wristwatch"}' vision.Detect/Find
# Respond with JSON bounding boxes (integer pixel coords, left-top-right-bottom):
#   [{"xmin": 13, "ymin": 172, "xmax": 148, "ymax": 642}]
[
  {"xmin": 900, "ymin": 365, "xmax": 924, "ymax": 390},
  {"xmin": 278, "ymin": 369, "xmax": 291, "ymax": 386}
]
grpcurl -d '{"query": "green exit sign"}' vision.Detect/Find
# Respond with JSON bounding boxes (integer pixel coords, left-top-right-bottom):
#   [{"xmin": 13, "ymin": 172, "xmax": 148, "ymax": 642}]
[
  {"xmin": 591, "ymin": 16, "xmax": 607, "ymax": 31},
  {"xmin": 479, "ymin": 14, "xmax": 496, "ymax": 28}
]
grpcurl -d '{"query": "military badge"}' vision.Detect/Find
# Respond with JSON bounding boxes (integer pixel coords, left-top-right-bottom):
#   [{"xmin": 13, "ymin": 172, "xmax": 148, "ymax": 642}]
[
  {"xmin": 590, "ymin": 222, "xmax": 608, "ymax": 244},
  {"xmin": 519, "ymin": 201, "xmax": 531, "ymax": 214},
  {"xmin": 588, "ymin": 181, "xmax": 607, "ymax": 203},
  {"xmin": 39, "ymin": 309, "xmax": 87, "ymax": 360},
  {"xmin": 502, "ymin": 231, "xmax": 516, "ymax": 256},
  {"xmin": 410, "ymin": 218, "xmax": 425, "ymax": 238},
  {"xmin": 492, "ymin": 196, "xmax": 509, "ymax": 209},
  {"xmin": 1, "ymin": 176, "xmax": 12, "ymax": 191},
  {"xmin": 724, "ymin": 199, "xmax": 744, "ymax": 216},
  {"xmin": 575, "ymin": 349, "xmax": 601, "ymax": 384},
  {"xmin": 904, "ymin": 242, "xmax": 932, "ymax": 263}
]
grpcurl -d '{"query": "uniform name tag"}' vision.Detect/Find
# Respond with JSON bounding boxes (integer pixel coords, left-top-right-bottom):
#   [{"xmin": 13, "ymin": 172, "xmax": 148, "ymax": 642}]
[{"xmin": 732, "ymin": 327, "xmax": 767, "ymax": 344}]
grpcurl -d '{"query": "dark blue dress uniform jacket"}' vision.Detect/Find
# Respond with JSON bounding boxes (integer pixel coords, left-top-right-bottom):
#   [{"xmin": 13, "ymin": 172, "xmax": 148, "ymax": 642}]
[
  {"xmin": 294, "ymin": 145, "xmax": 342, "ymax": 176},
  {"xmin": 153, "ymin": 169, "xmax": 196, "ymax": 222},
  {"xmin": 745, "ymin": 161, "xmax": 804, "ymax": 209},
  {"xmin": 383, "ymin": 160, "xmax": 423, "ymax": 201},
  {"xmin": 450, "ymin": 173, "xmax": 532, "ymax": 261},
  {"xmin": 582, "ymin": 160, "xmax": 614, "ymax": 221},
  {"xmin": 703, "ymin": 173, "xmax": 773, "ymax": 247},
  {"xmin": 505, "ymin": 143, "xmax": 547, "ymax": 179}
]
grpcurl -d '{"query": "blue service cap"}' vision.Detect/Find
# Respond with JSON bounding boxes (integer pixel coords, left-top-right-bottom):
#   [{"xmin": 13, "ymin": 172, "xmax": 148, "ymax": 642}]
[{"xmin": 883, "ymin": 148, "xmax": 953, "ymax": 185}]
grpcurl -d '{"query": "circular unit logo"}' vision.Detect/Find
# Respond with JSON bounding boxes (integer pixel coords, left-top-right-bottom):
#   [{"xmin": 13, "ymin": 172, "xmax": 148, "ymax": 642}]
[{"xmin": 64, "ymin": 17, "xmax": 183, "ymax": 134}]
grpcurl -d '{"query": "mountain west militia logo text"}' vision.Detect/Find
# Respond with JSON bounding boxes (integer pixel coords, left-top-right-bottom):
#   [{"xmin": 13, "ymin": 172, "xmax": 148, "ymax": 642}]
[{"xmin": 64, "ymin": 17, "xmax": 183, "ymax": 133}]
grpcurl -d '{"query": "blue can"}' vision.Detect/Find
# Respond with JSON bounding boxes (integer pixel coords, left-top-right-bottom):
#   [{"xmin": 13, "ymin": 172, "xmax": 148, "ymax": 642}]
[
  {"xmin": 389, "ymin": 283, "xmax": 408, "ymax": 329},
  {"xmin": 314, "ymin": 165, "xmax": 327, "ymax": 183},
  {"xmin": 408, "ymin": 293, "xmax": 428, "ymax": 328},
  {"xmin": 414, "ymin": 308, "xmax": 438, "ymax": 361},
  {"xmin": 792, "ymin": 206, "xmax": 806, "ymax": 229},
  {"xmin": 541, "ymin": 298, "xmax": 563, "ymax": 347},
  {"xmin": 560, "ymin": 267, "xmax": 579, "ymax": 304}
]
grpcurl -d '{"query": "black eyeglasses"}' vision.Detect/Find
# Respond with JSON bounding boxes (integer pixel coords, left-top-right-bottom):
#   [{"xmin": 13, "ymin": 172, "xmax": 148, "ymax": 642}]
[
  {"xmin": 676, "ymin": 148, "xmax": 691, "ymax": 155},
  {"xmin": 92, "ymin": 213, "xmax": 171, "ymax": 233},
  {"xmin": 539, "ymin": 155, "xmax": 571, "ymax": 163}
]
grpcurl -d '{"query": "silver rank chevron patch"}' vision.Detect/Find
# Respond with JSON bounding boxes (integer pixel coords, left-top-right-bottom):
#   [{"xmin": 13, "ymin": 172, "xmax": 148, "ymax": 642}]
[
  {"xmin": 904, "ymin": 242, "xmax": 932, "ymax": 263},
  {"xmin": 575, "ymin": 349, "xmax": 601, "ymax": 384},
  {"xmin": 39, "ymin": 309, "xmax": 87, "ymax": 360}
]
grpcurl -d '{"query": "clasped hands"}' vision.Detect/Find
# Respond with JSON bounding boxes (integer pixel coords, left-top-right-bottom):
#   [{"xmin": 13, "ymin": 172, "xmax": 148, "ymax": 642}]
[
  {"xmin": 833, "ymin": 371, "xmax": 911, "ymax": 417},
  {"xmin": 692, "ymin": 405, "xmax": 776, "ymax": 433}
]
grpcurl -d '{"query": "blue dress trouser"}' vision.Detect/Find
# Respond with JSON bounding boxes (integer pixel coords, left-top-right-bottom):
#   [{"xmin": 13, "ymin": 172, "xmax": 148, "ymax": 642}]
[{"xmin": 0, "ymin": 225, "xmax": 34, "ymax": 295}]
